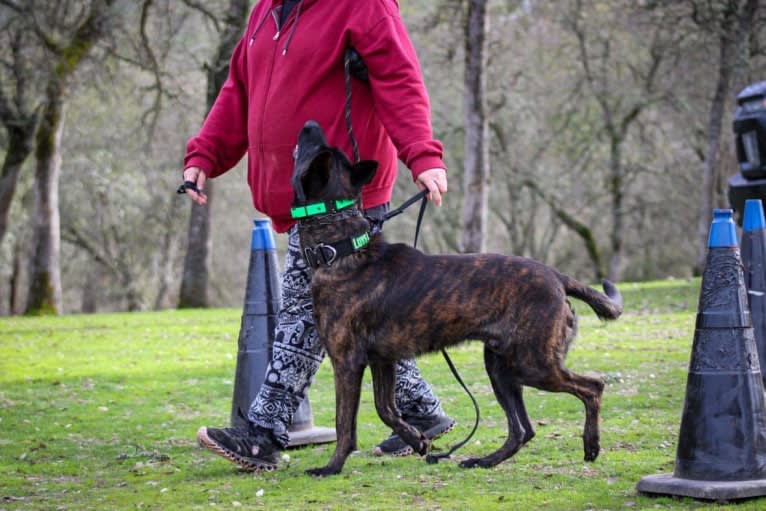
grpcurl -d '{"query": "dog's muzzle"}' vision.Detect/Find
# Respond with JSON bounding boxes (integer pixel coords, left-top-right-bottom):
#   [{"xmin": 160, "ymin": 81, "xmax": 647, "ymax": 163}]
[{"xmin": 304, "ymin": 244, "xmax": 338, "ymax": 268}]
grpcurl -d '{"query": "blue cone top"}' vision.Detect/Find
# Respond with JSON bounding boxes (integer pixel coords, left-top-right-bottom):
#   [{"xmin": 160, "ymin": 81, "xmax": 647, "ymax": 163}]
[
  {"xmin": 744, "ymin": 199, "xmax": 766, "ymax": 232},
  {"xmin": 251, "ymin": 218, "xmax": 276, "ymax": 250},
  {"xmin": 708, "ymin": 209, "xmax": 738, "ymax": 248}
]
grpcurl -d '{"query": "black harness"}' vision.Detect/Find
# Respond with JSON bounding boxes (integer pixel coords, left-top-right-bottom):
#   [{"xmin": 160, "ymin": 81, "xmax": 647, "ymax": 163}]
[{"xmin": 302, "ymin": 226, "xmax": 370, "ymax": 269}]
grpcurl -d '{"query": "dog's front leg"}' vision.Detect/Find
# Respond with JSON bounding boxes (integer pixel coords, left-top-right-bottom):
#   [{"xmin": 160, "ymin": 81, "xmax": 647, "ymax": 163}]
[
  {"xmin": 370, "ymin": 362, "xmax": 430, "ymax": 456},
  {"xmin": 305, "ymin": 361, "xmax": 365, "ymax": 477}
]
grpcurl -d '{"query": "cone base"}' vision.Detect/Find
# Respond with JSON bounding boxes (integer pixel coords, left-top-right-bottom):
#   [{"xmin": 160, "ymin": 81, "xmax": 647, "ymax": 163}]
[
  {"xmin": 637, "ymin": 473, "xmax": 766, "ymax": 501},
  {"xmin": 287, "ymin": 426, "xmax": 337, "ymax": 448}
]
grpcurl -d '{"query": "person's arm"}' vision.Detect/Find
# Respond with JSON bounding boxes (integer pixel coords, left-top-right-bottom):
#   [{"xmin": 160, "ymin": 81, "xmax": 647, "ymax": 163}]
[
  {"xmin": 351, "ymin": 2, "xmax": 447, "ymax": 204},
  {"xmin": 182, "ymin": 28, "xmax": 250, "ymax": 205}
]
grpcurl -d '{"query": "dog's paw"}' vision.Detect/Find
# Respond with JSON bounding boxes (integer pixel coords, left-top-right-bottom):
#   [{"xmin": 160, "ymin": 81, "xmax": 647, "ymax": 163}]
[
  {"xmin": 583, "ymin": 445, "xmax": 600, "ymax": 462},
  {"xmin": 415, "ymin": 440, "xmax": 431, "ymax": 456},
  {"xmin": 459, "ymin": 457, "xmax": 493, "ymax": 469},
  {"xmin": 305, "ymin": 466, "xmax": 342, "ymax": 477}
]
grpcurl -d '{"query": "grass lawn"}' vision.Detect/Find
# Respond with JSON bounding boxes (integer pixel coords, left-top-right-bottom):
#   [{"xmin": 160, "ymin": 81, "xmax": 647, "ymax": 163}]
[{"xmin": 1, "ymin": 278, "xmax": 764, "ymax": 510}]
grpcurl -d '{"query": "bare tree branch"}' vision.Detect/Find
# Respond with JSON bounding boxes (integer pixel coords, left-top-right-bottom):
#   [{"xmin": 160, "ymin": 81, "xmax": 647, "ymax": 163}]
[
  {"xmin": 522, "ymin": 179, "xmax": 605, "ymax": 279},
  {"xmin": 138, "ymin": 0, "xmax": 163, "ymax": 142},
  {"xmin": 180, "ymin": 0, "xmax": 220, "ymax": 31},
  {"xmin": 0, "ymin": 0, "xmax": 21, "ymax": 12}
]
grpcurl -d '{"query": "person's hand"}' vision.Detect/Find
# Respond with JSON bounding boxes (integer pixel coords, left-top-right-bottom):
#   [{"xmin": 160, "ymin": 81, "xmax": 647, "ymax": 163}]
[
  {"xmin": 415, "ymin": 168, "xmax": 448, "ymax": 207},
  {"xmin": 182, "ymin": 167, "xmax": 208, "ymax": 205}
]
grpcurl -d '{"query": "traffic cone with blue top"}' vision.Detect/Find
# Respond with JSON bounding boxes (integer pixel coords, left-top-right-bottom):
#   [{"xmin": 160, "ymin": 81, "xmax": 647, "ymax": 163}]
[
  {"xmin": 637, "ymin": 209, "xmax": 766, "ymax": 501},
  {"xmin": 230, "ymin": 218, "xmax": 335, "ymax": 446},
  {"xmin": 741, "ymin": 199, "xmax": 766, "ymax": 388}
]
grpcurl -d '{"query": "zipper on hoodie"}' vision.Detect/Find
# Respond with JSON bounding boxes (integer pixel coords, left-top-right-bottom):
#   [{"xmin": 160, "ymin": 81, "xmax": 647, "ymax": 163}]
[
  {"xmin": 249, "ymin": 2, "xmax": 303, "ymax": 54},
  {"xmin": 256, "ymin": 7, "xmax": 284, "ymax": 215},
  {"xmin": 271, "ymin": 8, "xmax": 281, "ymax": 40},
  {"xmin": 249, "ymin": 7, "xmax": 285, "ymax": 45}
]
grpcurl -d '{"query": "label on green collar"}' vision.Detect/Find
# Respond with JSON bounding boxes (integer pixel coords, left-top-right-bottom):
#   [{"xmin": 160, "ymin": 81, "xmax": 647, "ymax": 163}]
[{"xmin": 352, "ymin": 233, "xmax": 370, "ymax": 250}]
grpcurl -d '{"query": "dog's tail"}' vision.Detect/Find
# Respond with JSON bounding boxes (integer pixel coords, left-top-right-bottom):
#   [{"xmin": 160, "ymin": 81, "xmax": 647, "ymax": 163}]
[{"xmin": 561, "ymin": 275, "xmax": 623, "ymax": 321}]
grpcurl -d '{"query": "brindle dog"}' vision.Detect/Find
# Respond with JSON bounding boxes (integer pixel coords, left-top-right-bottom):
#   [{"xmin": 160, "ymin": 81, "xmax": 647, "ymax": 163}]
[{"xmin": 291, "ymin": 121, "xmax": 623, "ymax": 477}]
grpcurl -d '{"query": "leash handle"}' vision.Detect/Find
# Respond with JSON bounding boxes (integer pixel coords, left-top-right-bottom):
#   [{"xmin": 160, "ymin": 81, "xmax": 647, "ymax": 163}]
[
  {"xmin": 380, "ymin": 189, "xmax": 428, "ymax": 248},
  {"xmin": 176, "ymin": 180, "xmax": 201, "ymax": 195},
  {"xmin": 382, "ymin": 189, "xmax": 428, "ymax": 222},
  {"xmin": 413, "ymin": 190, "xmax": 428, "ymax": 249}
]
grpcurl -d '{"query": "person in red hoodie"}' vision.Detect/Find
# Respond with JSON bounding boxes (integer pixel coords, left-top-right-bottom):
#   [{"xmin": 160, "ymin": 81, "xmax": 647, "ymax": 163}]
[{"xmin": 185, "ymin": 0, "xmax": 452, "ymax": 472}]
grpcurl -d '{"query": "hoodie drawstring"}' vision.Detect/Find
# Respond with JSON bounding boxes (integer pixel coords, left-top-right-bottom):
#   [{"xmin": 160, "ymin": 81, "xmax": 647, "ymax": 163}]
[
  {"xmin": 249, "ymin": 7, "xmax": 273, "ymax": 47},
  {"xmin": 281, "ymin": 0, "xmax": 304, "ymax": 55},
  {"xmin": 248, "ymin": 1, "xmax": 305, "ymax": 54}
]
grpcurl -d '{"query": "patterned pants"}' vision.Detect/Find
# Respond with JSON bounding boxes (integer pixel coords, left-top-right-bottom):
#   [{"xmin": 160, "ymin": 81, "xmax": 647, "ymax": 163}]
[{"xmin": 248, "ymin": 215, "xmax": 444, "ymax": 448}]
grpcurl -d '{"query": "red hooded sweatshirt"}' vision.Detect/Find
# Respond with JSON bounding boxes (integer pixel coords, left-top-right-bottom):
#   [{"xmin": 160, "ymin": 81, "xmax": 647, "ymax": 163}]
[{"xmin": 184, "ymin": 0, "xmax": 445, "ymax": 233}]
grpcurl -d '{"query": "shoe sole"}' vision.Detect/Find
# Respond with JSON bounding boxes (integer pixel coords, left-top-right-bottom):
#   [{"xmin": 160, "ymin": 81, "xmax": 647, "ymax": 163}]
[
  {"xmin": 196, "ymin": 427, "xmax": 278, "ymax": 472},
  {"xmin": 373, "ymin": 419, "xmax": 456, "ymax": 457}
]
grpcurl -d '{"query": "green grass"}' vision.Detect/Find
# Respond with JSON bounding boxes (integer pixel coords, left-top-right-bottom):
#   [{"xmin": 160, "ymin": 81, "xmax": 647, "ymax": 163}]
[{"xmin": 0, "ymin": 278, "xmax": 763, "ymax": 510}]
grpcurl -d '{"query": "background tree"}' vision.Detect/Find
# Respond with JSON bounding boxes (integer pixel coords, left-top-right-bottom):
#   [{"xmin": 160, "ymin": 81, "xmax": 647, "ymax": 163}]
[
  {"xmin": 12, "ymin": 0, "xmax": 120, "ymax": 315},
  {"xmin": 561, "ymin": 0, "xmax": 681, "ymax": 281},
  {"xmin": 2, "ymin": 0, "xmax": 766, "ymax": 315},
  {"xmin": 460, "ymin": 0, "xmax": 491, "ymax": 253},
  {"xmin": 691, "ymin": 0, "xmax": 761, "ymax": 273},
  {"xmin": 178, "ymin": 0, "xmax": 250, "ymax": 309},
  {"xmin": 0, "ymin": 17, "xmax": 42, "ymax": 247}
]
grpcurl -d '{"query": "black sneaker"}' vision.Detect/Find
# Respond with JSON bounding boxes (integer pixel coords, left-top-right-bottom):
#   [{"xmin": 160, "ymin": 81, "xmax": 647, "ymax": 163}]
[
  {"xmin": 196, "ymin": 422, "xmax": 280, "ymax": 472},
  {"xmin": 373, "ymin": 414, "xmax": 456, "ymax": 457}
]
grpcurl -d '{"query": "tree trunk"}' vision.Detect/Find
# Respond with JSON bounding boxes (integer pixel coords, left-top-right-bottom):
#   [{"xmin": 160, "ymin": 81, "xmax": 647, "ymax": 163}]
[
  {"xmin": 694, "ymin": 5, "xmax": 741, "ymax": 274},
  {"xmin": 10, "ymin": 233, "xmax": 26, "ymax": 315},
  {"xmin": 178, "ymin": 0, "xmax": 249, "ymax": 308},
  {"xmin": 23, "ymin": 0, "xmax": 115, "ymax": 314},
  {"xmin": 0, "ymin": 120, "xmax": 38, "ymax": 246},
  {"xmin": 460, "ymin": 0, "xmax": 490, "ymax": 254},
  {"xmin": 80, "ymin": 263, "xmax": 102, "ymax": 314},
  {"xmin": 154, "ymin": 199, "xmax": 183, "ymax": 310},
  {"xmin": 607, "ymin": 137, "xmax": 624, "ymax": 281},
  {"xmin": 179, "ymin": 189, "xmax": 213, "ymax": 308},
  {"xmin": 25, "ymin": 93, "xmax": 65, "ymax": 314}
]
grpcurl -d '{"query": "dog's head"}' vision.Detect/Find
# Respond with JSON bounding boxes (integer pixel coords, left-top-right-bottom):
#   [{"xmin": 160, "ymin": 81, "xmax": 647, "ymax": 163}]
[{"xmin": 292, "ymin": 121, "xmax": 378, "ymax": 205}]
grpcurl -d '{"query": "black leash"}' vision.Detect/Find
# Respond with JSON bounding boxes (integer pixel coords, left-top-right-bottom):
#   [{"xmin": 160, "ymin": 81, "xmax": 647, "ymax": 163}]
[
  {"xmin": 426, "ymin": 348, "xmax": 481, "ymax": 464},
  {"xmin": 382, "ymin": 189, "xmax": 429, "ymax": 248},
  {"xmin": 343, "ymin": 40, "xmax": 480, "ymax": 460},
  {"xmin": 387, "ymin": 190, "xmax": 481, "ymax": 465},
  {"xmin": 344, "ymin": 48, "xmax": 362, "ymax": 163}
]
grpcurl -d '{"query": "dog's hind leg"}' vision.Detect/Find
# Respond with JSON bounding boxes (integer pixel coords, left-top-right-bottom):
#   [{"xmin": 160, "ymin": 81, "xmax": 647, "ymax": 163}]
[
  {"xmin": 460, "ymin": 347, "xmax": 534, "ymax": 469},
  {"xmin": 533, "ymin": 366, "xmax": 604, "ymax": 462},
  {"xmin": 306, "ymin": 362, "xmax": 365, "ymax": 477},
  {"xmin": 370, "ymin": 361, "xmax": 430, "ymax": 456}
]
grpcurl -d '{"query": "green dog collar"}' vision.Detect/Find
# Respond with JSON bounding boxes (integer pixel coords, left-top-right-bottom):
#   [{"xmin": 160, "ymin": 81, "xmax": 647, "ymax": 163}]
[{"xmin": 291, "ymin": 198, "xmax": 357, "ymax": 219}]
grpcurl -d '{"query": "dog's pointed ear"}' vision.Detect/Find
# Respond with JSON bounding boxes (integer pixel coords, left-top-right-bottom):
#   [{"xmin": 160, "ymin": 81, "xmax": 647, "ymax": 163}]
[
  {"xmin": 350, "ymin": 160, "xmax": 378, "ymax": 188},
  {"xmin": 293, "ymin": 150, "xmax": 332, "ymax": 204},
  {"xmin": 292, "ymin": 159, "xmax": 309, "ymax": 203}
]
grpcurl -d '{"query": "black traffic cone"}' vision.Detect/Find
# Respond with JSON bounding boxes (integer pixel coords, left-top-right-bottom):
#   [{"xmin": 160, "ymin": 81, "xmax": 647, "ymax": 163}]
[
  {"xmin": 637, "ymin": 209, "xmax": 766, "ymax": 500},
  {"xmin": 742, "ymin": 199, "xmax": 766, "ymax": 389},
  {"xmin": 230, "ymin": 218, "xmax": 335, "ymax": 447}
]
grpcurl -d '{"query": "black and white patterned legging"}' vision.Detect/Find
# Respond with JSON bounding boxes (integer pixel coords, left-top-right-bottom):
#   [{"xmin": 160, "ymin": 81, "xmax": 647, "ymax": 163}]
[{"xmin": 248, "ymin": 215, "xmax": 444, "ymax": 448}]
